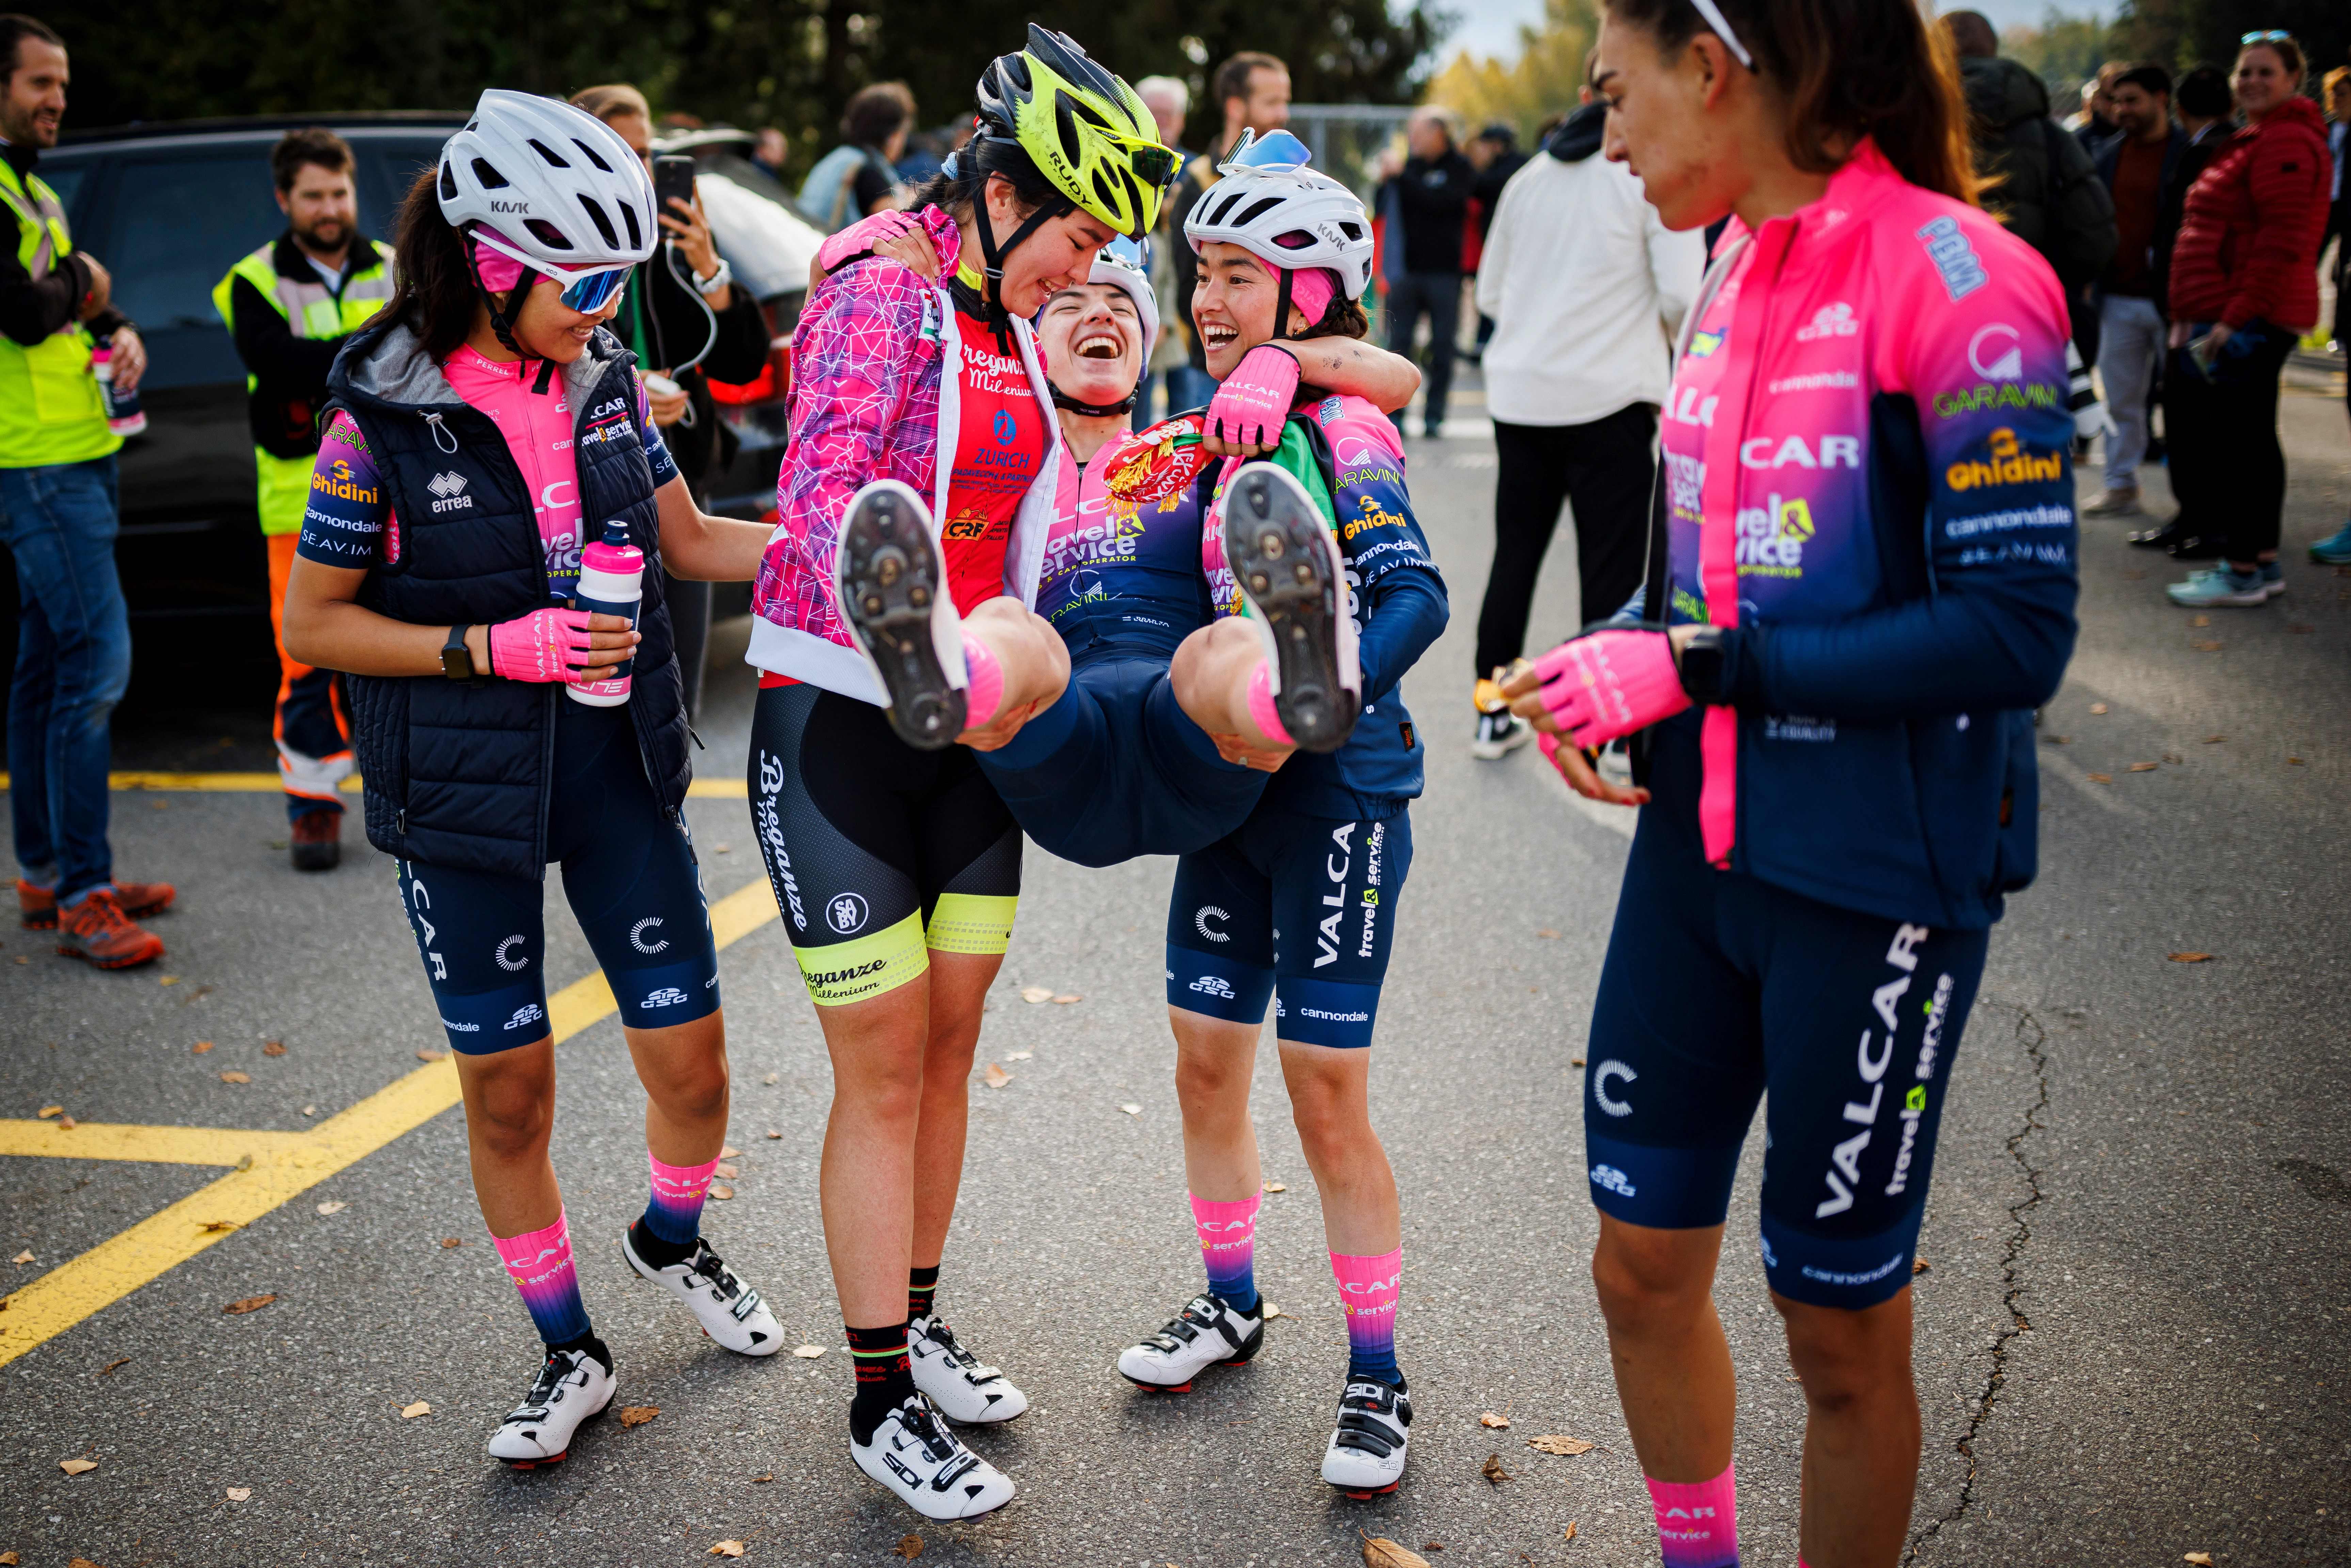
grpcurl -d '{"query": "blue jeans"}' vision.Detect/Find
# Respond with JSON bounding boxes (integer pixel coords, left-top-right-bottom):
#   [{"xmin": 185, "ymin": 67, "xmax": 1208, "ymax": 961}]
[{"xmin": 0, "ymin": 457, "xmax": 129, "ymax": 899}]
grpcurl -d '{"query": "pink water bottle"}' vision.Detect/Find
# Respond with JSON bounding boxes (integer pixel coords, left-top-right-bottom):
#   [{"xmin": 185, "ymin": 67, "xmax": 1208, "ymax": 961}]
[{"xmin": 568, "ymin": 518, "xmax": 643, "ymax": 707}]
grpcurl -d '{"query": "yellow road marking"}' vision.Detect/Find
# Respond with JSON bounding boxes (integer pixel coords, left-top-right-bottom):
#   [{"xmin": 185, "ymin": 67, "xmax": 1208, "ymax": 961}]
[
  {"xmin": 0, "ymin": 878, "xmax": 780, "ymax": 1368},
  {"xmin": 0, "ymin": 1121, "xmax": 309, "ymax": 1165},
  {"xmin": 0, "ymin": 772, "xmax": 748, "ymax": 798}
]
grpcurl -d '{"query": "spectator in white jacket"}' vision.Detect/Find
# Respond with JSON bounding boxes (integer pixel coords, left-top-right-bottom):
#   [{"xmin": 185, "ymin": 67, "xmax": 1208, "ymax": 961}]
[{"xmin": 1467, "ymin": 69, "xmax": 1704, "ymax": 760}]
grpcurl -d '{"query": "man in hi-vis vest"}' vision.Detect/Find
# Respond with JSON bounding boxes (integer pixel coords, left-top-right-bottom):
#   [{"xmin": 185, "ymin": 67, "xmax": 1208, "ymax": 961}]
[
  {"xmin": 0, "ymin": 14, "xmax": 176, "ymax": 971},
  {"xmin": 212, "ymin": 128, "xmax": 391, "ymax": 871}
]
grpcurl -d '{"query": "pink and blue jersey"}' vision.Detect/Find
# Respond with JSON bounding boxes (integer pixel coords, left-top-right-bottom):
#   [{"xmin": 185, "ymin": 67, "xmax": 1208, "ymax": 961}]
[
  {"xmin": 296, "ymin": 348, "xmax": 676, "ymax": 597},
  {"xmin": 1034, "ymin": 442, "xmax": 1214, "ymax": 663},
  {"xmin": 1648, "ymin": 140, "xmax": 2078, "ymax": 929}
]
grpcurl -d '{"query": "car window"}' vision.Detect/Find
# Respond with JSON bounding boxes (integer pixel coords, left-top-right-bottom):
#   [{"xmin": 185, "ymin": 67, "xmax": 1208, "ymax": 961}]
[
  {"xmin": 358, "ymin": 136, "xmax": 446, "ymax": 224},
  {"xmin": 36, "ymin": 164, "xmax": 83, "ymax": 218},
  {"xmin": 101, "ymin": 151, "xmax": 285, "ymax": 388}
]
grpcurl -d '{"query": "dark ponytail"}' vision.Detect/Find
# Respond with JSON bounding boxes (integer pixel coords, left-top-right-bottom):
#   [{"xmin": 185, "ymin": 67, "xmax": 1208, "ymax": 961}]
[
  {"xmin": 382, "ymin": 165, "xmax": 483, "ymax": 362},
  {"xmin": 1605, "ymin": 0, "xmax": 1981, "ymax": 205},
  {"xmin": 909, "ymin": 133, "xmax": 1061, "ymax": 225}
]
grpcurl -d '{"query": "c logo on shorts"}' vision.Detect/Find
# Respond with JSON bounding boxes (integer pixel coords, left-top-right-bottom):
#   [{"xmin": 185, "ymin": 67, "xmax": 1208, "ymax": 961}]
[
  {"xmin": 1195, "ymin": 906, "xmax": 1230, "ymax": 943},
  {"xmin": 1592, "ymin": 1059, "xmax": 1637, "ymax": 1118},
  {"xmin": 827, "ymin": 892, "xmax": 869, "ymax": 935},
  {"xmin": 631, "ymin": 917, "xmax": 669, "ymax": 955},
  {"xmin": 494, "ymin": 935, "xmax": 528, "ymax": 972}
]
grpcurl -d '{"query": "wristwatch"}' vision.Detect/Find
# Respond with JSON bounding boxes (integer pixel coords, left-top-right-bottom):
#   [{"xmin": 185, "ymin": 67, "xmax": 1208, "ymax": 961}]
[
  {"xmin": 1677, "ymin": 626, "xmax": 1731, "ymax": 705},
  {"xmin": 692, "ymin": 256, "xmax": 733, "ymax": 297},
  {"xmin": 442, "ymin": 623, "xmax": 478, "ymax": 682}
]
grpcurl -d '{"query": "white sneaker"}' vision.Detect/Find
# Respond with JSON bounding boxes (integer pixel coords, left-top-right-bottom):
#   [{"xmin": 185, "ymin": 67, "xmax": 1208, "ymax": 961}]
[
  {"xmin": 1116, "ymin": 1292, "xmax": 1265, "ymax": 1392},
  {"xmin": 485, "ymin": 1342, "xmax": 616, "ymax": 1468},
  {"xmin": 1224, "ymin": 461, "xmax": 1360, "ymax": 753},
  {"xmin": 623, "ymin": 1229, "xmax": 784, "ymax": 1356},
  {"xmin": 1471, "ymin": 709, "xmax": 1532, "ymax": 760},
  {"xmin": 908, "ymin": 1313, "xmax": 1028, "ymax": 1423},
  {"xmin": 1321, "ymin": 1374, "xmax": 1412, "ymax": 1497},
  {"xmin": 850, "ymin": 1395, "xmax": 1016, "ymax": 1520}
]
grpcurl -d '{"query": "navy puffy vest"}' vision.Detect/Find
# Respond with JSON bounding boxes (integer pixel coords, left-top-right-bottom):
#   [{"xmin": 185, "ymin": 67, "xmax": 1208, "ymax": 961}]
[{"xmin": 326, "ymin": 319, "xmax": 690, "ymax": 879}]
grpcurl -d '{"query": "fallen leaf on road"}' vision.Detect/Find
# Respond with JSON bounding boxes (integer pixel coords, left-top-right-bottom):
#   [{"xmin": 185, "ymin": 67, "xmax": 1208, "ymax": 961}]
[
  {"xmin": 762, "ymin": 1073, "xmax": 780, "ymax": 1085},
  {"xmin": 11, "ymin": 1250, "xmax": 32, "ymax": 1263},
  {"xmin": 1570, "ymin": 1057, "xmax": 1586, "ymax": 1068},
  {"xmin": 1360, "ymin": 1535, "xmax": 1430, "ymax": 1568},
  {"xmin": 191, "ymin": 1041, "xmax": 213, "ymax": 1054},
  {"xmin": 199, "ymin": 1221, "xmax": 240, "ymax": 1233},
  {"xmin": 712, "ymin": 843, "xmax": 731, "ymax": 853},
  {"xmin": 2203, "ymin": 734, "xmax": 2225, "ymax": 743},
  {"xmin": 1, "ymin": 1550, "xmax": 18, "ymax": 1564},
  {"xmin": 2169, "ymin": 953, "xmax": 2215, "ymax": 963},
  {"xmin": 708, "ymin": 1542, "xmax": 745, "ymax": 1558},
  {"xmin": 1480, "ymin": 1411, "xmax": 1511, "ymax": 1429},
  {"xmin": 222, "ymin": 1294, "xmax": 275, "ymax": 1315},
  {"xmin": 2046, "ymin": 734, "xmax": 2071, "ymax": 744},
  {"xmin": 415, "ymin": 1049, "xmax": 446, "ymax": 1062},
  {"xmin": 894, "ymin": 1536, "xmax": 924, "ymax": 1560},
  {"xmin": 618, "ymin": 1406, "xmax": 659, "ymax": 1428},
  {"xmin": 2190, "ymin": 614, "xmax": 2210, "ymax": 627},
  {"xmin": 1118, "ymin": 1103, "xmax": 1142, "ymax": 1116},
  {"xmin": 750, "ymin": 1472, "xmax": 773, "ymax": 1483},
  {"xmin": 2163, "ymin": 753, "xmax": 2182, "ymax": 764},
  {"xmin": 1424, "ymin": 1545, "xmax": 1445, "ymax": 1553},
  {"xmin": 399, "ymin": 1400, "xmax": 430, "ymax": 1419},
  {"xmin": 1020, "ymin": 986, "xmax": 1053, "ymax": 1004},
  {"xmin": 982, "ymin": 1062, "xmax": 1012, "ymax": 1089},
  {"xmin": 1563, "ymin": 1523, "xmax": 1578, "ymax": 1542},
  {"xmin": 100, "ymin": 1356, "xmax": 131, "ymax": 1376},
  {"xmin": 37, "ymin": 1105, "xmax": 61, "ymax": 1119},
  {"xmin": 219, "ymin": 1071, "xmax": 251, "ymax": 1084},
  {"xmin": 440, "ymin": 1237, "xmax": 463, "ymax": 1248},
  {"xmin": 1527, "ymin": 1435, "xmax": 1596, "ymax": 1455},
  {"xmin": 2089, "ymin": 703, "xmax": 2109, "ymax": 715},
  {"xmin": 160, "ymin": 974, "xmax": 179, "ymax": 985},
  {"xmin": 2086, "ymin": 773, "xmax": 2112, "ymax": 784},
  {"xmin": 708, "ymin": 1182, "xmax": 734, "ymax": 1200},
  {"xmin": 2129, "ymin": 762, "xmax": 2159, "ymax": 772},
  {"xmin": 1913, "ymin": 1257, "xmax": 1930, "ymax": 1275},
  {"xmin": 262, "ymin": 1041, "xmax": 286, "ymax": 1057},
  {"xmin": 2184, "ymin": 1556, "xmax": 2213, "ymax": 1566},
  {"xmin": 60, "ymin": 1457, "xmax": 97, "ymax": 1474},
  {"xmin": 2190, "ymin": 640, "xmax": 2222, "ymax": 652},
  {"xmin": 226, "ymin": 1486, "xmax": 252, "ymax": 1501},
  {"xmin": 1536, "ymin": 928, "xmax": 1560, "ymax": 939},
  {"xmin": 720, "ymin": 1145, "xmax": 742, "ymax": 1159},
  {"xmin": 301, "ymin": 1106, "xmax": 316, "ymax": 1117},
  {"xmin": 714, "ymin": 1163, "xmax": 739, "ymax": 1179},
  {"xmin": 1481, "ymin": 1453, "xmax": 1511, "ymax": 1484},
  {"xmin": 1262, "ymin": 1181, "xmax": 1286, "ymax": 1193},
  {"xmin": 2288, "ymin": 756, "xmax": 2305, "ymax": 766},
  {"xmin": 1004, "ymin": 1050, "xmax": 1032, "ymax": 1061},
  {"xmin": 1052, "ymin": 993, "xmax": 1082, "ymax": 1005},
  {"xmin": 764, "ymin": 1129, "xmax": 781, "ymax": 1139},
  {"xmin": 58, "ymin": 1115, "xmax": 75, "ymax": 1129},
  {"xmin": 315, "ymin": 1202, "xmax": 346, "ymax": 1216},
  {"xmin": 793, "ymin": 1344, "xmax": 826, "ymax": 1358}
]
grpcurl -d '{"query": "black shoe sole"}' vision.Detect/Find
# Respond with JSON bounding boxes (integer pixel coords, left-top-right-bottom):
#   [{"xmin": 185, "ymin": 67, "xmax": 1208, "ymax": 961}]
[
  {"xmin": 291, "ymin": 842, "xmax": 340, "ymax": 872},
  {"xmin": 839, "ymin": 486, "xmax": 965, "ymax": 752},
  {"xmin": 1223, "ymin": 466, "xmax": 1356, "ymax": 754}
]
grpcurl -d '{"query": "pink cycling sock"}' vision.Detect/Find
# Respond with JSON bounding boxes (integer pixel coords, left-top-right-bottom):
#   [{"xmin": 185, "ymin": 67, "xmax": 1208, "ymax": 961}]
[
  {"xmin": 1645, "ymin": 1463, "xmax": 1740, "ymax": 1568},
  {"xmin": 1245, "ymin": 663, "xmax": 1293, "ymax": 747},
  {"xmin": 961, "ymin": 633, "xmax": 1004, "ymax": 727},
  {"xmin": 641, "ymin": 1150, "xmax": 720, "ymax": 1246},
  {"xmin": 1330, "ymin": 1246, "xmax": 1402, "ymax": 1383},
  {"xmin": 492, "ymin": 1209, "xmax": 592, "ymax": 1347},
  {"xmin": 1188, "ymin": 1192, "xmax": 1261, "ymax": 1312}
]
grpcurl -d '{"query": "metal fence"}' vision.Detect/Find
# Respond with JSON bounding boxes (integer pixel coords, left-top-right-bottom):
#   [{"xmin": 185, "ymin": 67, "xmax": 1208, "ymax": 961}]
[{"xmin": 1284, "ymin": 103, "xmax": 1414, "ymax": 196}]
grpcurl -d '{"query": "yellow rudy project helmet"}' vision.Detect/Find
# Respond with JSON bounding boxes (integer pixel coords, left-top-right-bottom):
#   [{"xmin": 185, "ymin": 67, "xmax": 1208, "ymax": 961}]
[{"xmin": 976, "ymin": 25, "xmax": 1175, "ymax": 241}]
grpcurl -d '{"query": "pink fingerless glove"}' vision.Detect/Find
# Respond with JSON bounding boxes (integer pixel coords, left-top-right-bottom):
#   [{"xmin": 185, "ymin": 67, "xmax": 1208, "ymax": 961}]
[
  {"xmin": 1206, "ymin": 345, "xmax": 1301, "ymax": 450},
  {"xmin": 1533, "ymin": 628, "xmax": 1692, "ymax": 748},
  {"xmin": 819, "ymin": 209, "xmax": 921, "ymax": 275},
  {"xmin": 489, "ymin": 607, "xmax": 597, "ymax": 685}
]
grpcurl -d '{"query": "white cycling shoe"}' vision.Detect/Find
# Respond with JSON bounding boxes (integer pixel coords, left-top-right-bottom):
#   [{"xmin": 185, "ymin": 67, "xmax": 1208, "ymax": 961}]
[
  {"xmin": 1116, "ymin": 1292, "xmax": 1266, "ymax": 1392},
  {"xmin": 851, "ymin": 1395, "xmax": 1017, "ymax": 1520},
  {"xmin": 485, "ymin": 1341, "xmax": 617, "ymax": 1469},
  {"xmin": 1321, "ymin": 1374, "xmax": 1412, "ymax": 1497},
  {"xmin": 908, "ymin": 1313, "xmax": 1029, "ymax": 1423},
  {"xmin": 622, "ymin": 1229, "xmax": 784, "ymax": 1356}
]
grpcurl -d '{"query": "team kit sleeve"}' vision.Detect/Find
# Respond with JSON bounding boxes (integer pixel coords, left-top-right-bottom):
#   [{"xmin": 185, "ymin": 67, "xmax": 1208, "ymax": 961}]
[
  {"xmin": 1322, "ymin": 413, "xmax": 1449, "ymax": 706},
  {"xmin": 293, "ymin": 411, "xmax": 393, "ymax": 570},
  {"xmin": 1731, "ymin": 244, "xmax": 2080, "ymax": 722},
  {"xmin": 632, "ymin": 381, "xmax": 683, "ymax": 488}
]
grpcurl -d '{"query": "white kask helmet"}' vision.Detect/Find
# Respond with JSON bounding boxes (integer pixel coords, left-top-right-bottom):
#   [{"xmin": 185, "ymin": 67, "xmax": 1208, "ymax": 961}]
[
  {"xmin": 436, "ymin": 89, "xmax": 659, "ymax": 277},
  {"xmin": 1088, "ymin": 236, "xmax": 1159, "ymax": 359},
  {"xmin": 1181, "ymin": 129, "xmax": 1376, "ymax": 302}
]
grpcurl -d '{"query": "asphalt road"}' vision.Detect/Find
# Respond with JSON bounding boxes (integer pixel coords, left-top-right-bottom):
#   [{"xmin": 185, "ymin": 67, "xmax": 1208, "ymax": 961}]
[{"xmin": 3, "ymin": 365, "xmax": 2347, "ymax": 1568}]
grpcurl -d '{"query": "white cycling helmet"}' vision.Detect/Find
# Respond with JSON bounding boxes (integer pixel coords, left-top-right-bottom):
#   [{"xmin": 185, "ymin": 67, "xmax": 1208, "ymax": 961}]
[
  {"xmin": 437, "ymin": 89, "xmax": 658, "ymax": 281},
  {"xmin": 1182, "ymin": 129, "xmax": 1375, "ymax": 303},
  {"xmin": 1088, "ymin": 236, "xmax": 1159, "ymax": 360}
]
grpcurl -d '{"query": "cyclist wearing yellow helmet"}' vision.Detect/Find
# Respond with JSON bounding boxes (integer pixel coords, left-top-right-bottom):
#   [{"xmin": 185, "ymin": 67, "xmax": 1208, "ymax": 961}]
[{"xmin": 742, "ymin": 25, "xmax": 1173, "ymax": 1524}]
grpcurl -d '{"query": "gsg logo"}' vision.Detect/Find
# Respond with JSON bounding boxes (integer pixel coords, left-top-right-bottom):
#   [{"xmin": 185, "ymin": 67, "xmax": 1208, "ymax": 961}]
[
  {"xmin": 641, "ymin": 986, "xmax": 689, "ymax": 1009},
  {"xmin": 827, "ymin": 892, "xmax": 869, "ymax": 934},
  {"xmin": 503, "ymin": 1003, "xmax": 546, "ymax": 1031},
  {"xmin": 1188, "ymin": 975, "xmax": 1234, "ymax": 999},
  {"xmin": 1590, "ymin": 1164, "xmax": 1638, "ymax": 1198}
]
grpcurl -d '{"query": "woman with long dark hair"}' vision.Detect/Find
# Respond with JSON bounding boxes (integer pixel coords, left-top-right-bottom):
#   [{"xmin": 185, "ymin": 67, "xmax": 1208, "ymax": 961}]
[
  {"xmin": 1504, "ymin": 1, "xmax": 2079, "ymax": 1561},
  {"xmin": 2161, "ymin": 33, "xmax": 2330, "ymax": 607},
  {"xmin": 282, "ymin": 91, "xmax": 780, "ymax": 1469}
]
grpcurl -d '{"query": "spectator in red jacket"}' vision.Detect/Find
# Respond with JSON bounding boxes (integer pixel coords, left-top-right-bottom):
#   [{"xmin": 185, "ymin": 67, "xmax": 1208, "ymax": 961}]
[{"xmin": 2162, "ymin": 33, "xmax": 2330, "ymax": 608}]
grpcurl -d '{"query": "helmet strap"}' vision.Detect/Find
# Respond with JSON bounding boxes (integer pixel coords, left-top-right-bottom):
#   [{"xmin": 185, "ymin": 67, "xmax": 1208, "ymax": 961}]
[
  {"xmin": 465, "ymin": 233, "xmax": 535, "ymax": 363},
  {"xmin": 1272, "ymin": 266, "xmax": 1300, "ymax": 342},
  {"xmin": 973, "ymin": 185, "xmax": 1075, "ymax": 354},
  {"xmin": 1049, "ymin": 383, "xmax": 1137, "ymax": 417}
]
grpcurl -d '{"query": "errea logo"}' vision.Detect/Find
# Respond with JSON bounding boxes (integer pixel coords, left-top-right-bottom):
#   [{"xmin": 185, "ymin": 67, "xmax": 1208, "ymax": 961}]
[{"xmin": 427, "ymin": 472, "xmax": 474, "ymax": 513}]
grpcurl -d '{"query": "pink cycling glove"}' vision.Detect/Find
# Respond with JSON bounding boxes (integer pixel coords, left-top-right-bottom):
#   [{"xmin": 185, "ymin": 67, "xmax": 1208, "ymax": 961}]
[
  {"xmin": 1206, "ymin": 344, "xmax": 1300, "ymax": 451},
  {"xmin": 1532, "ymin": 628, "xmax": 1692, "ymax": 748},
  {"xmin": 489, "ymin": 607, "xmax": 599, "ymax": 685},
  {"xmin": 819, "ymin": 209, "xmax": 923, "ymax": 275}
]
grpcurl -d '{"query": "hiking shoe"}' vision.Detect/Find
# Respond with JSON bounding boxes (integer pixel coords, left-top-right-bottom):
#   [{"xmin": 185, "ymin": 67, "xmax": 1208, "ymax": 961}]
[
  {"xmin": 290, "ymin": 811, "xmax": 341, "ymax": 872},
  {"xmin": 19, "ymin": 877, "xmax": 173, "ymax": 931},
  {"xmin": 54, "ymin": 888, "xmax": 166, "ymax": 970}
]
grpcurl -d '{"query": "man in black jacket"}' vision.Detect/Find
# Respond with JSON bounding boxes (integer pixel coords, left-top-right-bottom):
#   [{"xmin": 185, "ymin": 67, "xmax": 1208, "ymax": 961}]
[
  {"xmin": 574, "ymin": 85, "xmax": 773, "ymax": 717},
  {"xmin": 1377, "ymin": 108, "xmax": 1475, "ymax": 439},
  {"xmin": 2084, "ymin": 64, "xmax": 2182, "ymax": 518},
  {"xmin": 1465, "ymin": 122, "xmax": 1528, "ymax": 363}
]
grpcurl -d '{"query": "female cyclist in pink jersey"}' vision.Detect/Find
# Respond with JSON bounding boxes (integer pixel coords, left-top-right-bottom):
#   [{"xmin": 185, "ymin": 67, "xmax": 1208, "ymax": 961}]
[
  {"xmin": 281, "ymin": 92, "xmax": 780, "ymax": 1471},
  {"xmin": 1503, "ymin": 3, "xmax": 2079, "ymax": 1564}
]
